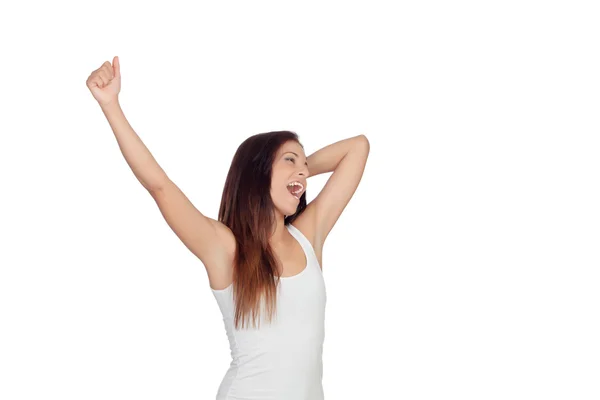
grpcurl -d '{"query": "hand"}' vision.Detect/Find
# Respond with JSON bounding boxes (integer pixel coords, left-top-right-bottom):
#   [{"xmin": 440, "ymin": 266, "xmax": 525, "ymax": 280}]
[{"xmin": 86, "ymin": 56, "xmax": 121, "ymax": 107}]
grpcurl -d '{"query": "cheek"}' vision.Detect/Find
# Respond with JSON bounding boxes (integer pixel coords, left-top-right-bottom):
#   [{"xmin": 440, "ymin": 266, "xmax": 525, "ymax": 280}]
[
  {"xmin": 270, "ymin": 178, "xmax": 283, "ymax": 197},
  {"xmin": 271, "ymin": 169, "xmax": 286, "ymax": 188}
]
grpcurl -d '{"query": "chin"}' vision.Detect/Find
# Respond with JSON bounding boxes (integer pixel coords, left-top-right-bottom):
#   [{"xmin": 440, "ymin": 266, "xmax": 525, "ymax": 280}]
[
  {"xmin": 281, "ymin": 209, "xmax": 297, "ymax": 218},
  {"xmin": 275, "ymin": 198, "xmax": 298, "ymax": 214},
  {"xmin": 281, "ymin": 206, "xmax": 295, "ymax": 216}
]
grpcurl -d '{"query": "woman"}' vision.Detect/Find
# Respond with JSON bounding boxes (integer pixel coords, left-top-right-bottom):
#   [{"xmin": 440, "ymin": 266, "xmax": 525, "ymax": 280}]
[{"xmin": 86, "ymin": 56, "xmax": 370, "ymax": 400}]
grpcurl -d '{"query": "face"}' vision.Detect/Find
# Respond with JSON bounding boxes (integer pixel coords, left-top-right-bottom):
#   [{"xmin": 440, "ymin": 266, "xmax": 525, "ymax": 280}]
[{"xmin": 270, "ymin": 140, "xmax": 309, "ymax": 218}]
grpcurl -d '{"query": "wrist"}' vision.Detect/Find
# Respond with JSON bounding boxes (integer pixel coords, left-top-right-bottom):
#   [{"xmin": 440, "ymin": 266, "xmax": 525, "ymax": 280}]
[{"xmin": 99, "ymin": 98, "xmax": 121, "ymax": 111}]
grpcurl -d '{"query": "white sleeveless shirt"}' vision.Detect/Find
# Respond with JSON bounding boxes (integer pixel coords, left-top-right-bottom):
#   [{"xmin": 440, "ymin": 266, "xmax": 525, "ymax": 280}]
[{"xmin": 211, "ymin": 223, "xmax": 327, "ymax": 400}]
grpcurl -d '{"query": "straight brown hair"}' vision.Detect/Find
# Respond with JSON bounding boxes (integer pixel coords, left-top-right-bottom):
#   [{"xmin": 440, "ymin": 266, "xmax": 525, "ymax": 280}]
[{"xmin": 217, "ymin": 131, "xmax": 307, "ymax": 330}]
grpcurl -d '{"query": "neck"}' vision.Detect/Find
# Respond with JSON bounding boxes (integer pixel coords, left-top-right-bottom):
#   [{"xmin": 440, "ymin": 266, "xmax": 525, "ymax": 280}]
[{"xmin": 269, "ymin": 212, "xmax": 289, "ymax": 246}]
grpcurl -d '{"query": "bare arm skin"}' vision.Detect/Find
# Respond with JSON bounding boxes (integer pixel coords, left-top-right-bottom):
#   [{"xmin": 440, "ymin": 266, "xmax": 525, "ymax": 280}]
[
  {"xmin": 99, "ymin": 101, "xmax": 169, "ymax": 192},
  {"xmin": 87, "ymin": 57, "xmax": 235, "ymax": 277},
  {"xmin": 100, "ymin": 100, "xmax": 235, "ymax": 270},
  {"xmin": 150, "ymin": 180, "xmax": 236, "ymax": 277},
  {"xmin": 304, "ymin": 134, "xmax": 370, "ymax": 248}
]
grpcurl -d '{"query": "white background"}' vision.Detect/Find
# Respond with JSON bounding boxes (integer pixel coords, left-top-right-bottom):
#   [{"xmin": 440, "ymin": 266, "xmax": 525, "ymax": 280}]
[{"xmin": 1, "ymin": 1, "xmax": 599, "ymax": 399}]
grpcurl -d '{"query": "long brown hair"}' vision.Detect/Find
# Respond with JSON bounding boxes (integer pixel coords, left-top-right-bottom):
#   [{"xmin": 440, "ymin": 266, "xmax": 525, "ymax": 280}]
[{"xmin": 217, "ymin": 130, "xmax": 307, "ymax": 330}]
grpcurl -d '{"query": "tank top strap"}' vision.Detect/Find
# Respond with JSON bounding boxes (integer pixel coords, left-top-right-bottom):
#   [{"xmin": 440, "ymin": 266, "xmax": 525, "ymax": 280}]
[{"xmin": 286, "ymin": 223, "xmax": 321, "ymax": 271}]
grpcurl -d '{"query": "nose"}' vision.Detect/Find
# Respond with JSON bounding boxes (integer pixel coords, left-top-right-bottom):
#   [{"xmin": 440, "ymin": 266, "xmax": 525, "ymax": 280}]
[{"xmin": 297, "ymin": 164, "xmax": 308, "ymax": 177}]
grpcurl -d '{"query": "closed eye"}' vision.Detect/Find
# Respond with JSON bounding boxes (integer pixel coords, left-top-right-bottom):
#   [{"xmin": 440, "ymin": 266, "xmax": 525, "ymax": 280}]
[{"xmin": 286, "ymin": 155, "xmax": 308, "ymax": 166}]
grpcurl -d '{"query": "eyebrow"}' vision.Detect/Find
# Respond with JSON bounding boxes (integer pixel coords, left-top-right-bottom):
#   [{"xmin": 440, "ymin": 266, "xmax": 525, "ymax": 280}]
[{"xmin": 285, "ymin": 152, "xmax": 308, "ymax": 165}]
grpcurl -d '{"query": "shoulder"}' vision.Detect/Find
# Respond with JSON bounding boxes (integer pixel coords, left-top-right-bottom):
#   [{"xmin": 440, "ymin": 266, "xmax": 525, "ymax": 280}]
[
  {"xmin": 291, "ymin": 205, "xmax": 324, "ymax": 264},
  {"xmin": 207, "ymin": 217, "xmax": 237, "ymax": 257},
  {"xmin": 205, "ymin": 217, "xmax": 237, "ymax": 290}
]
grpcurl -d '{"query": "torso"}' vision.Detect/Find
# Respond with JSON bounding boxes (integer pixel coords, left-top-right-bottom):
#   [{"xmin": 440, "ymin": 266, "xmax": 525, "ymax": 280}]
[
  {"xmin": 210, "ymin": 219, "xmax": 327, "ymax": 399},
  {"xmin": 208, "ymin": 211, "xmax": 322, "ymax": 291}
]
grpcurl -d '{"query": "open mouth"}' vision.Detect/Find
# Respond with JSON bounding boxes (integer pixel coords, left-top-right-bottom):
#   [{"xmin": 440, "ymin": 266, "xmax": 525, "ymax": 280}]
[{"xmin": 286, "ymin": 181, "xmax": 304, "ymax": 200}]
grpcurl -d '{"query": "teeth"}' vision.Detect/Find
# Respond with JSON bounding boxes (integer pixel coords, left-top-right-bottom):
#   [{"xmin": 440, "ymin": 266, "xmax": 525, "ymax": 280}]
[
  {"xmin": 287, "ymin": 181, "xmax": 303, "ymax": 194},
  {"xmin": 287, "ymin": 181, "xmax": 303, "ymax": 199}
]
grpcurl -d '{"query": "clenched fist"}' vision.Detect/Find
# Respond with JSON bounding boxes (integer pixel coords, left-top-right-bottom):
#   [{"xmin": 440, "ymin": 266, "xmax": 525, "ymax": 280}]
[{"xmin": 86, "ymin": 56, "xmax": 121, "ymax": 106}]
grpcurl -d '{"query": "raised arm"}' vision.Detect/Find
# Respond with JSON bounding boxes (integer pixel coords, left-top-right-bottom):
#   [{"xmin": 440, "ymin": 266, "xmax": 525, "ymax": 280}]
[
  {"xmin": 99, "ymin": 100, "xmax": 169, "ymax": 191},
  {"xmin": 305, "ymin": 134, "xmax": 370, "ymax": 247},
  {"xmin": 86, "ymin": 56, "xmax": 235, "ymax": 274}
]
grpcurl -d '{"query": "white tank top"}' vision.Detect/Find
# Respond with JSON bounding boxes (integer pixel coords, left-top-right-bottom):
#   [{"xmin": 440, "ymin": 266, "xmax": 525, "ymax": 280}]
[{"xmin": 211, "ymin": 223, "xmax": 327, "ymax": 400}]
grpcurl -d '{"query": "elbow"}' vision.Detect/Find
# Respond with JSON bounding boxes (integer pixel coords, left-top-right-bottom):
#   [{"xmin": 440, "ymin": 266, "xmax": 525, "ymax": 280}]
[{"xmin": 356, "ymin": 134, "xmax": 370, "ymax": 150}]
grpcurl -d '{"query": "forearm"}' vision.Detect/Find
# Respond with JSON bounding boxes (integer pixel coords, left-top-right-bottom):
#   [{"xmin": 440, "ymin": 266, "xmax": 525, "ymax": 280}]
[
  {"xmin": 100, "ymin": 101, "xmax": 169, "ymax": 192},
  {"xmin": 306, "ymin": 134, "xmax": 368, "ymax": 177}
]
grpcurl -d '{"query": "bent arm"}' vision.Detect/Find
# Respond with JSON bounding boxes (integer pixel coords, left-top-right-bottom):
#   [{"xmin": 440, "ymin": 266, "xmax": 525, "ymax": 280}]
[
  {"xmin": 306, "ymin": 134, "xmax": 367, "ymax": 177},
  {"xmin": 100, "ymin": 100, "xmax": 168, "ymax": 192},
  {"xmin": 305, "ymin": 134, "xmax": 370, "ymax": 244}
]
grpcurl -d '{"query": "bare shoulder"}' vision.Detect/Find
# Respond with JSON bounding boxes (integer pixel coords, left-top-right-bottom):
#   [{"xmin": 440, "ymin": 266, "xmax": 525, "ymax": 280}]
[
  {"xmin": 292, "ymin": 204, "xmax": 324, "ymax": 267},
  {"xmin": 205, "ymin": 217, "xmax": 237, "ymax": 290},
  {"xmin": 207, "ymin": 217, "xmax": 236, "ymax": 256}
]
